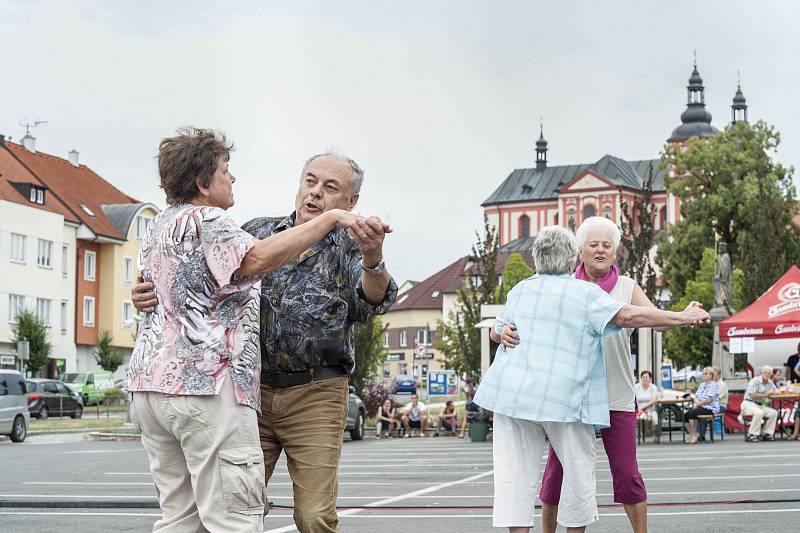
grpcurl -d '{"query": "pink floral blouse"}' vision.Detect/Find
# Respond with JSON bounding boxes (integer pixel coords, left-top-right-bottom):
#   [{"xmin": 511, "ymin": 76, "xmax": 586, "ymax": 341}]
[{"xmin": 127, "ymin": 205, "xmax": 262, "ymax": 411}]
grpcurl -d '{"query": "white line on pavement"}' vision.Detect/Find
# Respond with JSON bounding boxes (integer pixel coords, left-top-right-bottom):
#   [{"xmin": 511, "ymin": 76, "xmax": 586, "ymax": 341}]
[
  {"xmin": 262, "ymin": 470, "xmax": 494, "ymax": 533},
  {"xmin": 59, "ymin": 448, "xmax": 143, "ymax": 455}
]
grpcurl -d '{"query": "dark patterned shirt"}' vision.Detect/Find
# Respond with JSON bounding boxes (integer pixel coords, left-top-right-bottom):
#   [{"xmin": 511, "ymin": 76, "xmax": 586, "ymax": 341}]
[{"xmin": 241, "ymin": 213, "xmax": 398, "ymax": 374}]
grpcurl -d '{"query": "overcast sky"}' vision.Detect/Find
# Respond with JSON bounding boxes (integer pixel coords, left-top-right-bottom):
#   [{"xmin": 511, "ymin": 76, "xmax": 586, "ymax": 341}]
[{"xmin": 2, "ymin": 1, "xmax": 798, "ymax": 284}]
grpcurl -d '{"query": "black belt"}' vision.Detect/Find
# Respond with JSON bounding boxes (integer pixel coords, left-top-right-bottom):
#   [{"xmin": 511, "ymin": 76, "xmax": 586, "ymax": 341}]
[{"xmin": 261, "ymin": 366, "xmax": 347, "ymax": 389}]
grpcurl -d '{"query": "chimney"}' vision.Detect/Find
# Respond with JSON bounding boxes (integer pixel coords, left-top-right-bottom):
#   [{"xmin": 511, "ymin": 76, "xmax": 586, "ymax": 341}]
[
  {"xmin": 0, "ymin": 134, "xmax": 5, "ymax": 146},
  {"xmin": 21, "ymin": 133, "xmax": 36, "ymax": 153},
  {"xmin": 68, "ymin": 150, "xmax": 80, "ymax": 167}
]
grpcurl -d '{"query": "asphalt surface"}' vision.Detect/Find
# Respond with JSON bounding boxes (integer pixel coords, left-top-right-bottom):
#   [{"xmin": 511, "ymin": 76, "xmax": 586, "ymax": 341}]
[{"xmin": 1, "ymin": 431, "xmax": 799, "ymax": 532}]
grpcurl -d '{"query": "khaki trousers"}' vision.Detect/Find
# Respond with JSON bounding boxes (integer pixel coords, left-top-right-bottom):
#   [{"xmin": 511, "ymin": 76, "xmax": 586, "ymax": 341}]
[
  {"xmin": 259, "ymin": 376, "xmax": 349, "ymax": 533},
  {"xmin": 131, "ymin": 377, "xmax": 266, "ymax": 533},
  {"xmin": 740, "ymin": 399, "xmax": 778, "ymax": 437}
]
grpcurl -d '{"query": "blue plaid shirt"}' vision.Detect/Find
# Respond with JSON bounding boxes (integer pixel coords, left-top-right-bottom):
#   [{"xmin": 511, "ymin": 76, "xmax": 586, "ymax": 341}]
[{"xmin": 474, "ymin": 274, "xmax": 624, "ymax": 428}]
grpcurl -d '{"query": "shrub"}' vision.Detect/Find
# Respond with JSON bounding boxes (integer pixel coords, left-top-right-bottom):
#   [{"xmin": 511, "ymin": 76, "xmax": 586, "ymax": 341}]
[{"xmin": 362, "ymin": 382, "xmax": 394, "ymax": 418}]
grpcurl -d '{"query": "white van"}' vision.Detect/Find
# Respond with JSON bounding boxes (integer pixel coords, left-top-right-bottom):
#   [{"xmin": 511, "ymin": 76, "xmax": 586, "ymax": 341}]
[{"xmin": 0, "ymin": 370, "xmax": 29, "ymax": 442}]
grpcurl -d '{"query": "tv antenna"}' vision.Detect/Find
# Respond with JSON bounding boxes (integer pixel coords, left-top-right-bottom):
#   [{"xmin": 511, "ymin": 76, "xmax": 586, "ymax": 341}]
[{"xmin": 20, "ymin": 120, "xmax": 48, "ymax": 135}]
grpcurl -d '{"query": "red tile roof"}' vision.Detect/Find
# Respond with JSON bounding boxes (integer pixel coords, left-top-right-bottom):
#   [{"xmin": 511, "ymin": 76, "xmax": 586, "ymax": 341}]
[
  {"xmin": 391, "ymin": 256, "xmax": 471, "ymax": 310},
  {"xmin": 2, "ymin": 140, "xmax": 140, "ymax": 240}
]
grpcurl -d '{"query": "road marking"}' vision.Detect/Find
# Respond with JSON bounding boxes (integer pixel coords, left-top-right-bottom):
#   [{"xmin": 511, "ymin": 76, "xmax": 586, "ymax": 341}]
[
  {"xmin": 59, "ymin": 448, "xmax": 143, "ymax": 455},
  {"xmin": 263, "ymin": 470, "xmax": 494, "ymax": 533}
]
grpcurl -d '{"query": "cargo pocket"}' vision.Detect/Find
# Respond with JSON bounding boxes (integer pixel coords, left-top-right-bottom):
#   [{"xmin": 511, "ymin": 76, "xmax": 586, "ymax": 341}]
[{"xmin": 218, "ymin": 447, "xmax": 267, "ymax": 515}]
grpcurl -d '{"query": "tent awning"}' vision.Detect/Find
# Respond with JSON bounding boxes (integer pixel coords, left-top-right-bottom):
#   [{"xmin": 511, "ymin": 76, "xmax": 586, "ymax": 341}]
[{"xmin": 720, "ymin": 265, "xmax": 800, "ymax": 341}]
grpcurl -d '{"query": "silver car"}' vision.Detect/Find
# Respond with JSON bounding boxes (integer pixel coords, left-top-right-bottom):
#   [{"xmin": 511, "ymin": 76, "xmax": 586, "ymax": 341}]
[{"xmin": 0, "ymin": 370, "xmax": 29, "ymax": 442}]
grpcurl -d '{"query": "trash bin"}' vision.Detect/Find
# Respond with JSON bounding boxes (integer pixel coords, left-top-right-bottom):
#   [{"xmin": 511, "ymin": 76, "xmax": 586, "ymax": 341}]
[{"xmin": 469, "ymin": 420, "xmax": 488, "ymax": 442}]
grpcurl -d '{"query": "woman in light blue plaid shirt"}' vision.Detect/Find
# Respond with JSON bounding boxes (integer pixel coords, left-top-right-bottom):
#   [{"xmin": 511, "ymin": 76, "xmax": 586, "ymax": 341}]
[
  {"xmin": 475, "ymin": 226, "xmax": 710, "ymax": 532},
  {"xmin": 683, "ymin": 366, "xmax": 721, "ymax": 443}
]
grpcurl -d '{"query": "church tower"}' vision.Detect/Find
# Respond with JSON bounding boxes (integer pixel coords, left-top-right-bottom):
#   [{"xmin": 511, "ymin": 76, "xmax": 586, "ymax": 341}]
[
  {"xmin": 731, "ymin": 74, "xmax": 748, "ymax": 124},
  {"xmin": 668, "ymin": 56, "xmax": 719, "ymax": 143}
]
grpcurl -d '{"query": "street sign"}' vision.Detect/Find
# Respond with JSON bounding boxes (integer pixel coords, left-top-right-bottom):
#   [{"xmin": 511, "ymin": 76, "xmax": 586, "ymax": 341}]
[
  {"xmin": 415, "ymin": 345, "xmax": 426, "ymax": 358},
  {"xmin": 16, "ymin": 341, "xmax": 29, "ymax": 361}
]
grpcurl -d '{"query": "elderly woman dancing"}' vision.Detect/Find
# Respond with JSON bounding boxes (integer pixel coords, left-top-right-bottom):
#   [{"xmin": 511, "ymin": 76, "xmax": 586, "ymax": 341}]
[
  {"xmin": 473, "ymin": 225, "xmax": 709, "ymax": 533},
  {"xmin": 535, "ymin": 216, "xmax": 704, "ymax": 533}
]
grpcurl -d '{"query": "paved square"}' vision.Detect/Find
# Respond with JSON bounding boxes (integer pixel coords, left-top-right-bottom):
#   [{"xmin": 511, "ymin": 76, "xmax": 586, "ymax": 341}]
[{"xmin": 1, "ymin": 433, "xmax": 799, "ymax": 532}]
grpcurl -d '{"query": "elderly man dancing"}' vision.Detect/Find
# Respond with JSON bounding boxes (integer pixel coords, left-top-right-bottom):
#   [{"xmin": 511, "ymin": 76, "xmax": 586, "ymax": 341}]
[{"xmin": 474, "ymin": 226, "xmax": 709, "ymax": 532}]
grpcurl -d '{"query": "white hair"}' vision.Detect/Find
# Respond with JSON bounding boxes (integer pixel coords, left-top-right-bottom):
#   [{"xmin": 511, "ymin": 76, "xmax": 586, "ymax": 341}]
[
  {"xmin": 575, "ymin": 216, "xmax": 622, "ymax": 249},
  {"xmin": 300, "ymin": 153, "xmax": 365, "ymax": 197},
  {"xmin": 531, "ymin": 226, "xmax": 579, "ymax": 275},
  {"xmin": 761, "ymin": 365, "xmax": 773, "ymax": 374}
]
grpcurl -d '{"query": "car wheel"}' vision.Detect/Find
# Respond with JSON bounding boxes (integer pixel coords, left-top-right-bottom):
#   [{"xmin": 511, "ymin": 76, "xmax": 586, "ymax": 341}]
[
  {"xmin": 10, "ymin": 415, "xmax": 27, "ymax": 443},
  {"xmin": 82, "ymin": 394, "xmax": 89, "ymax": 406},
  {"xmin": 72, "ymin": 405, "xmax": 83, "ymax": 419},
  {"xmin": 40, "ymin": 406, "xmax": 49, "ymax": 421},
  {"xmin": 349, "ymin": 412, "xmax": 365, "ymax": 441}
]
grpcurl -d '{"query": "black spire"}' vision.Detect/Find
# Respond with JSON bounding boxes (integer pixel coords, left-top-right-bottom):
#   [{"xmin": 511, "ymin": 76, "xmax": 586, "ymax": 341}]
[
  {"xmin": 535, "ymin": 118, "xmax": 547, "ymax": 170},
  {"xmin": 732, "ymin": 71, "xmax": 748, "ymax": 124},
  {"xmin": 668, "ymin": 53, "xmax": 719, "ymax": 142}
]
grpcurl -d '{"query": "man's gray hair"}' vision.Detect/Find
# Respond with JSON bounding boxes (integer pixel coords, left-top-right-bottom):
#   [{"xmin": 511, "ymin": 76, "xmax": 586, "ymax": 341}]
[
  {"xmin": 531, "ymin": 225, "xmax": 579, "ymax": 275},
  {"xmin": 300, "ymin": 153, "xmax": 365, "ymax": 197},
  {"xmin": 575, "ymin": 216, "xmax": 622, "ymax": 249},
  {"xmin": 761, "ymin": 365, "xmax": 773, "ymax": 374}
]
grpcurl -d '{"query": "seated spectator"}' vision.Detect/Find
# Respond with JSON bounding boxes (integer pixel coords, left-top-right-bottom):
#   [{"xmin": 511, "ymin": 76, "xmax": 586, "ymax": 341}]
[
  {"xmin": 741, "ymin": 365, "xmax": 779, "ymax": 442},
  {"xmin": 634, "ymin": 370, "xmax": 660, "ymax": 443},
  {"xmin": 401, "ymin": 393, "xmax": 428, "ymax": 437},
  {"xmin": 772, "ymin": 368, "xmax": 785, "ymax": 388},
  {"xmin": 683, "ymin": 367, "xmax": 720, "ymax": 444},
  {"xmin": 698, "ymin": 367, "xmax": 729, "ymax": 440},
  {"xmin": 438, "ymin": 400, "xmax": 458, "ymax": 435},
  {"xmin": 376, "ymin": 399, "xmax": 398, "ymax": 438},
  {"xmin": 458, "ymin": 380, "xmax": 476, "ymax": 439}
]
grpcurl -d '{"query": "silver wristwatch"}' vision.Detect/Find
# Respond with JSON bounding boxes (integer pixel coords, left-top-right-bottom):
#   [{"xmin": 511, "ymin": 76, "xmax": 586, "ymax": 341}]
[{"xmin": 362, "ymin": 259, "xmax": 386, "ymax": 275}]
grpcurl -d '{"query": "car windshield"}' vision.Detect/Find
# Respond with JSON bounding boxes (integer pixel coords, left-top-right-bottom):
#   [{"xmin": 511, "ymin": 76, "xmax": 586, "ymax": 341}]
[
  {"xmin": 63, "ymin": 374, "xmax": 86, "ymax": 383},
  {"xmin": 25, "ymin": 381, "xmax": 38, "ymax": 392}
]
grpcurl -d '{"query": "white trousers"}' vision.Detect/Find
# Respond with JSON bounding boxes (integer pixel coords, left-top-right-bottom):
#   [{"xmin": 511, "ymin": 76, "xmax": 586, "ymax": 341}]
[
  {"xmin": 740, "ymin": 400, "xmax": 778, "ymax": 436},
  {"xmin": 492, "ymin": 413, "xmax": 598, "ymax": 528}
]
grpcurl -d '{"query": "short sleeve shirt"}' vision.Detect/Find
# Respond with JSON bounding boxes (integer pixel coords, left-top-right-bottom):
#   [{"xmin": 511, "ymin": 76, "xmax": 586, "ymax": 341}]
[
  {"xmin": 474, "ymin": 274, "xmax": 624, "ymax": 428},
  {"xmin": 241, "ymin": 214, "xmax": 398, "ymax": 374},
  {"xmin": 744, "ymin": 376, "xmax": 778, "ymax": 404},
  {"xmin": 404, "ymin": 401, "xmax": 426, "ymax": 421},
  {"xmin": 127, "ymin": 205, "xmax": 262, "ymax": 411},
  {"xmin": 786, "ymin": 354, "xmax": 800, "ymax": 383}
]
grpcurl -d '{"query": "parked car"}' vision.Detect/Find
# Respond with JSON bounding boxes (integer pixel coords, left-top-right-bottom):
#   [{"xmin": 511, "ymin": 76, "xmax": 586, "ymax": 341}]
[
  {"xmin": 345, "ymin": 386, "xmax": 366, "ymax": 441},
  {"xmin": 673, "ymin": 366, "xmax": 703, "ymax": 383},
  {"xmin": 62, "ymin": 371, "xmax": 115, "ymax": 406},
  {"xmin": 0, "ymin": 370, "xmax": 30, "ymax": 443},
  {"xmin": 26, "ymin": 379, "xmax": 83, "ymax": 420},
  {"xmin": 393, "ymin": 375, "xmax": 417, "ymax": 394}
]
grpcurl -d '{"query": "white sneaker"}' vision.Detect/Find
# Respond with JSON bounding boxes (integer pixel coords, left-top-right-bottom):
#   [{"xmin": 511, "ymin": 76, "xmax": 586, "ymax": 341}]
[{"xmin": 403, "ymin": 433, "xmax": 409, "ymax": 438}]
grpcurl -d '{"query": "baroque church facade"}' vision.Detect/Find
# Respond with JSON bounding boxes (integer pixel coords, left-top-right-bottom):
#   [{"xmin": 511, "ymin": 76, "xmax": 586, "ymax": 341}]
[{"xmin": 483, "ymin": 62, "xmax": 750, "ymax": 250}]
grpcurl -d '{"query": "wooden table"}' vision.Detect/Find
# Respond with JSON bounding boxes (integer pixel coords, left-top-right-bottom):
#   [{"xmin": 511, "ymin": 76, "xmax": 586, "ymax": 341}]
[
  {"xmin": 655, "ymin": 398, "xmax": 693, "ymax": 443},
  {"xmin": 768, "ymin": 393, "xmax": 800, "ymax": 440}
]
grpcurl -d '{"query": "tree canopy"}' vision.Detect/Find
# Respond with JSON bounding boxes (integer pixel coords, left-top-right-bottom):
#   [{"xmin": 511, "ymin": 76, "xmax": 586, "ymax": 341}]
[
  {"xmin": 11, "ymin": 309, "xmax": 51, "ymax": 375},
  {"xmin": 351, "ymin": 315, "xmax": 388, "ymax": 397},
  {"xmin": 495, "ymin": 253, "xmax": 534, "ymax": 304},
  {"xmin": 94, "ymin": 331, "xmax": 124, "ymax": 373},
  {"xmin": 658, "ymin": 120, "xmax": 800, "ymax": 305}
]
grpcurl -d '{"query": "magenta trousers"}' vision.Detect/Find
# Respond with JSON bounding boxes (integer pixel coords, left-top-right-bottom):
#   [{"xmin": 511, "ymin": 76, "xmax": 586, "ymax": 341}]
[{"xmin": 539, "ymin": 410, "xmax": 647, "ymax": 505}]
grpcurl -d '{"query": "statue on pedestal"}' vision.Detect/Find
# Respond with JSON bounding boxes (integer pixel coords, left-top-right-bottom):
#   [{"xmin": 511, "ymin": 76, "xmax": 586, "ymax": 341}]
[{"xmin": 712, "ymin": 241, "xmax": 733, "ymax": 316}]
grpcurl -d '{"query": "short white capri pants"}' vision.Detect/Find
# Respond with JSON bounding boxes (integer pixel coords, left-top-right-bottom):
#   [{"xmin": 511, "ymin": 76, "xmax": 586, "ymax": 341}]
[{"xmin": 492, "ymin": 413, "xmax": 598, "ymax": 529}]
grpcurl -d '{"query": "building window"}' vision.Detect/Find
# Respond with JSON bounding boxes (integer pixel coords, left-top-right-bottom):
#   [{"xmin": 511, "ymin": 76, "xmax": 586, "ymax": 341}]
[
  {"xmin": 10, "ymin": 233, "xmax": 26, "ymax": 263},
  {"xmin": 123, "ymin": 257, "xmax": 134, "ymax": 284},
  {"xmin": 8, "ymin": 294, "xmax": 25, "ymax": 323},
  {"xmin": 37, "ymin": 189, "xmax": 44, "ymax": 204},
  {"xmin": 122, "ymin": 301, "xmax": 133, "ymax": 328},
  {"xmin": 136, "ymin": 216, "xmax": 151, "ymax": 240},
  {"xmin": 84, "ymin": 251, "xmax": 96, "ymax": 281},
  {"xmin": 398, "ymin": 362, "xmax": 408, "ymax": 376},
  {"xmin": 582, "ymin": 204, "xmax": 596, "ymax": 220},
  {"xmin": 519, "ymin": 214, "xmax": 530, "ymax": 238},
  {"xmin": 36, "ymin": 298, "xmax": 51, "ymax": 326},
  {"xmin": 416, "ymin": 329, "xmax": 432, "ymax": 346},
  {"xmin": 603, "ymin": 204, "xmax": 612, "ymax": 219},
  {"xmin": 382, "ymin": 364, "xmax": 391, "ymax": 378},
  {"xmin": 383, "ymin": 332, "xmax": 390, "ymax": 348},
  {"xmin": 83, "ymin": 296, "xmax": 95, "ymax": 327},
  {"xmin": 37, "ymin": 239, "xmax": 53, "ymax": 268},
  {"xmin": 399, "ymin": 330, "xmax": 407, "ymax": 347},
  {"xmin": 61, "ymin": 245, "xmax": 69, "ymax": 277},
  {"xmin": 60, "ymin": 300, "xmax": 68, "ymax": 334},
  {"xmin": 660, "ymin": 205, "xmax": 667, "ymax": 230}
]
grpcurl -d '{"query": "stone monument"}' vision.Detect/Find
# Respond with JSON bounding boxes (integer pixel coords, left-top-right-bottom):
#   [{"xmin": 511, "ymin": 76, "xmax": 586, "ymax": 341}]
[{"xmin": 711, "ymin": 242, "xmax": 735, "ymax": 377}]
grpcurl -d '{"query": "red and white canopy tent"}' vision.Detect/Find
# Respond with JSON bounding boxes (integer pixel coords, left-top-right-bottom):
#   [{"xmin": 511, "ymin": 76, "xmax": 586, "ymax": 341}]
[{"xmin": 720, "ymin": 265, "xmax": 800, "ymax": 342}]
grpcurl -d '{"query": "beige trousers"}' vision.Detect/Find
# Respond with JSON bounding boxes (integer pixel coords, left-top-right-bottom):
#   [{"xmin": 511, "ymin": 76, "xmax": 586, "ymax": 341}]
[
  {"xmin": 131, "ymin": 376, "xmax": 266, "ymax": 533},
  {"xmin": 259, "ymin": 375, "xmax": 349, "ymax": 533},
  {"xmin": 740, "ymin": 399, "xmax": 778, "ymax": 437}
]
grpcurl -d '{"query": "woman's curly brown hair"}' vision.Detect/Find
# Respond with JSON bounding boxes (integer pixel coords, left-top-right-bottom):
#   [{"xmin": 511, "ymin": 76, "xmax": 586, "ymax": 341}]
[{"xmin": 158, "ymin": 127, "xmax": 234, "ymax": 204}]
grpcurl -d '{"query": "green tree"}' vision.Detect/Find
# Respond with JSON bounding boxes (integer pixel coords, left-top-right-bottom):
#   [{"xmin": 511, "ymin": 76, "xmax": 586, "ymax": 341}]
[
  {"xmin": 11, "ymin": 309, "xmax": 51, "ymax": 375},
  {"xmin": 659, "ymin": 120, "xmax": 800, "ymax": 304},
  {"xmin": 351, "ymin": 315, "xmax": 388, "ymax": 397},
  {"xmin": 618, "ymin": 163, "xmax": 658, "ymax": 302},
  {"xmin": 435, "ymin": 218, "xmax": 499, "ymax": 382},
  {"xmin": 664, "ymin": 248, "xmax": 744, "ymax": 368},
  {"xmin": 495, "ymin": 253, "xmax": 534, "ymax": 304},
  {"xmin": 94, "ymin": 330, "xmax": 124, "ymax": 373}
]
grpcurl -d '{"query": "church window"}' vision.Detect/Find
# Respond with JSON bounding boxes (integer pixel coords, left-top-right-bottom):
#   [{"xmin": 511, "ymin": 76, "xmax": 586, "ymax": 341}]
[{"xmin": 519, "ymin": 214, "xmax": 530, "ymax": 238}]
